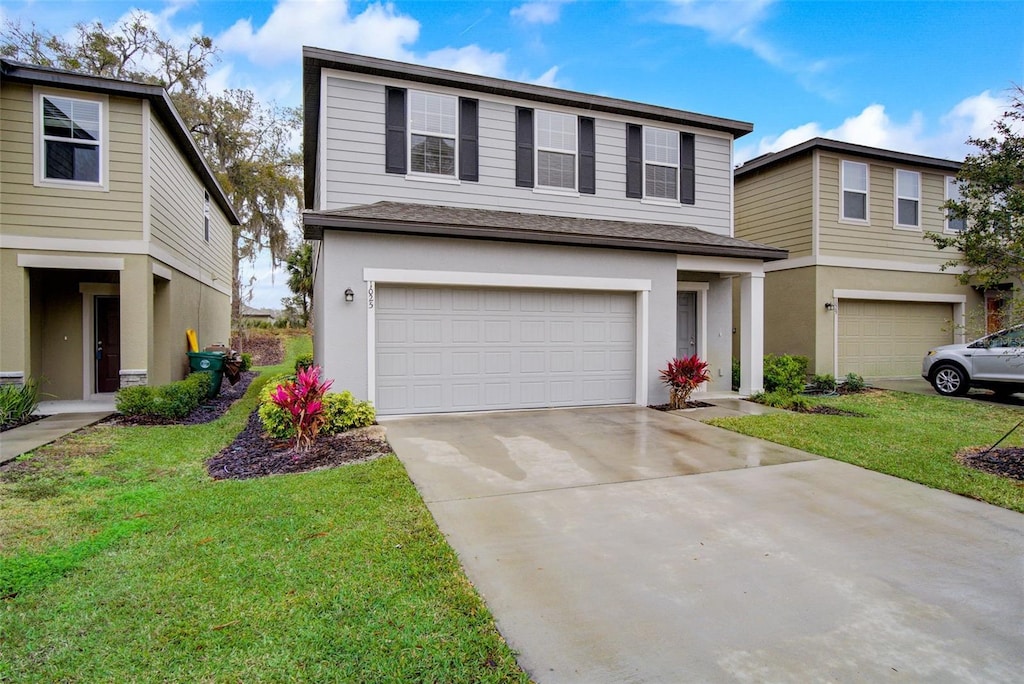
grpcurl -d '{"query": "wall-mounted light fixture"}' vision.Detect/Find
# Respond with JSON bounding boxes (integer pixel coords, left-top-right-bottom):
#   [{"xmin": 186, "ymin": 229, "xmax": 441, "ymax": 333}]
[
  {"xmin": 824, "ymin": 301, "xmax": 835, "ymax": 312},
  {"xmin": 344, "ymin": 288, "xmax": 355, "ymax": 303}
]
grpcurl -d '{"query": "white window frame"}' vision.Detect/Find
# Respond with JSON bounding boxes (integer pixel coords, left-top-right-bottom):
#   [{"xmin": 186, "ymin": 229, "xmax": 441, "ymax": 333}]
[
  {"xmin": 840, "ymin": 160, "xmax": 868, "ymax": 223},
  {"xmin": 535, "ymin": 109, "xmax": 578, "ymax": 192},
  {"xmin": 894, "ymin": 169, "xmax": 921, "ymax": 229},
  {"xmin": 945, "ymin": 175, "xmax": 967, "ymax": 233},
  {"xmin": 33, "ymin": 88, "xmax": 109, "ymax": 191},
  {"xmin": 407, "ymin": 89, "xmax": 458, "ymax": 179},
  {"xmin": 643, "ymin": 125, "xmax": 679, "ymax": 203}
]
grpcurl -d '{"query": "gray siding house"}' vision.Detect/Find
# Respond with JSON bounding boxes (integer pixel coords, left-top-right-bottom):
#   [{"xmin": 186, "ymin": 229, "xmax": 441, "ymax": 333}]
[{"xmin": 303, "ymin": 48, "xmax": 786, "ymax": 415}]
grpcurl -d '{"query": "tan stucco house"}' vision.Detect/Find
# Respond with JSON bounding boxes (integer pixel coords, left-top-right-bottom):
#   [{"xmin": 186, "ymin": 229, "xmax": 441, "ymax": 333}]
[
  {"xmin": 734, "ymin": 138, "xmax": 982, "ymax": 379},
  {"xmin": 0, "ymin": 59, "xmax": 239, "ymax": 400}
]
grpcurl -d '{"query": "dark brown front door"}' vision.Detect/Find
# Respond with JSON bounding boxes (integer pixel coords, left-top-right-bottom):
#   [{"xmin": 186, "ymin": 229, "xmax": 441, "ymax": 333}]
[{"xmin": 96, "ymin": 296, "xmax": 121, "ymax": 393}]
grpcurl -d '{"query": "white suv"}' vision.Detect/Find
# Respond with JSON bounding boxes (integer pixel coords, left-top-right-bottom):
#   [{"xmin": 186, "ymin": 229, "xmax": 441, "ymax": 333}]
[{"xmin": 922, "ymin": 325, "xmax": 1024, "ymax": 396}]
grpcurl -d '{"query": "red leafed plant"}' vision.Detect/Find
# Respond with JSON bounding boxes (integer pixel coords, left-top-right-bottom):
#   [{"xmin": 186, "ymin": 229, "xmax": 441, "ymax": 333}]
[
  {"xmin": 660, "ymin": 355, "xmax": 711, "ymax": 409},
  {"xmin": 269, "ymin": 365, "xmax": 334, "ymax": 452}
]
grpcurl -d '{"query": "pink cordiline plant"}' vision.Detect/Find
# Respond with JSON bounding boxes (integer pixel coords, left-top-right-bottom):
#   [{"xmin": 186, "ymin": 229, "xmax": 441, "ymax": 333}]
[{"xmin": 269, "ymin": 365, "xmax": 334, "ymax": 452}]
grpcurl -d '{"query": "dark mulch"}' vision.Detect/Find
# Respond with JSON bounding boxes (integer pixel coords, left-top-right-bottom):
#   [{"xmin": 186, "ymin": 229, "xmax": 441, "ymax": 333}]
[
  {"xmin": 957, "ymin": 446, "xmax": 1024, "ymax": 481},
  {"xmin": 104, "ymin": 371, "xmax": 257, "ymax": 427},
  {"xmin": 797, "ymin": 405, "xmax": 864, "ymax": 416},
  {"xmin": 206, "ymin": 410, "xmax": 391, "ymax": 480},
  {"xmin": 648, "ymin": 401, "xmax": 716, "ymax": 411},
  {"xmin": 0, "ymin": 414, "xmax": 48, "ymax": 433},
  {"xmin": 230, "ymin": 333, "xmax": 284, "ymax": 366}
]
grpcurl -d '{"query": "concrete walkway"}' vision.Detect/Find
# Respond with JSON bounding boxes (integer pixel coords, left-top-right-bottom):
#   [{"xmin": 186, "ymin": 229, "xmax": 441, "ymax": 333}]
[
  {"xmin": 385, "ymin": 405, "xmax": 1024, "ymax": 683},
  {"xmin": 1, "ymin": 410, "xmax": 113, "ymax": 464}
]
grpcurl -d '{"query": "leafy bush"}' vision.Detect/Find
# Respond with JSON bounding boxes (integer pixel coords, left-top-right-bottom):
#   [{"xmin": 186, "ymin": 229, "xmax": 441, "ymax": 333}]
[
  {"xmin": 240, "ymin": 353, "xmax": 253, "ymax": 372},
  {"xmin": 752, "ymin": 390, "xmax": 812, "ymax": 411},
  {"xmin": 732, "ymin": 358, "xmax": 741, "ymax": 392},
  {"xmin": 259, "ymin": 375, "xmax": 375, "ymax": 440},
  {"xmin": 811, "ymin": 374, "xmax": 837, "ymax": 392},
  {"xmin": 115, "ymin": 372, "xmax": 210, "ymax": 420},
  {"xmin": 660, "ymin": 355, "xmax": 711, "ymax": 409},
  {"xmin": 0, "ymin": 379, "xmax": 40, "ymax": 429},
  {"xmin": 763, "ymin": 354, "xmax": 809, "ymax": 394},
  {"xmin": 843, "ymin": 372, "xmax": 866, "ymax": 392},
  {"xmin": 294, "ymin": 353, "xmax": 314, "ymax": 374}
]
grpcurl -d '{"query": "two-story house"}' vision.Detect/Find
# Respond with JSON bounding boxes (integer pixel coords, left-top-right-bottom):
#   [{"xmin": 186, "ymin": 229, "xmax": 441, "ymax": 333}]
[
  {"xmin": 0, "ymin": 59, "xmax": 239, "ymax": 401},
  {"xmin": 734, "ymin": 138, "xmax": 981, "ymax": 379},
  {"xmin": 302, "ymin": 48, "xmax": 786, "ymax": 415}
]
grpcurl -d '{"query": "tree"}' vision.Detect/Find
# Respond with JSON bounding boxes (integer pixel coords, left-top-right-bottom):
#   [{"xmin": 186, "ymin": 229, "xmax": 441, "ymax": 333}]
[
  {"xmin": 2, "ymin": 14, "xmax": 302, "ymax": 321},
  {"xmin": 284, "ymin": 241, "xmax": 314, "ymax": 327},
  {"xmin": 928, "ymin": 86, "xmax": 1024, "ymax": 304}
]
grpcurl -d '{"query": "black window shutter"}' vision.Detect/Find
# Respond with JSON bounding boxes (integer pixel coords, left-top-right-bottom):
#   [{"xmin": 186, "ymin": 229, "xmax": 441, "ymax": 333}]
[
  {"xmin": 578, "ymin": 117, "xmax": 596, "ymax": 194},
  {"xmin": 459, "ymin": 98, "xmax": 479, "ymax": 182},
  {"xmin": 679, "ymin": 132, "xmax": 695, "ymax": 205},
  {"xmin": 515, "ymin": 107, "xmax": 534, "ymax": 188},
  {"xmin": 385, "ymin": 87, "xmax": 407, "ymax": 175},
  {"xmin": 625, "ymin": 123, "xmax": 642, "ymax": 198}
]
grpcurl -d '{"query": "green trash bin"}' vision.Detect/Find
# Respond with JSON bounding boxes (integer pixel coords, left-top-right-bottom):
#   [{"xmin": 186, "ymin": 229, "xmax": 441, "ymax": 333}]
[{"xmin": 187, "ymin": 351, "xmax": 226, "ymax": 399}]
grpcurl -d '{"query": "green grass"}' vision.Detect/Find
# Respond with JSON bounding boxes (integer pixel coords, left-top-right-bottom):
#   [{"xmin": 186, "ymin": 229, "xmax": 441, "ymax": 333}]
[
  {"xmin": 707, "ymin": 390, "xmax": 1024, "ymax": 513},
  {"xmin": 0, "ymin": 336, "xmax": 527, "ymax": 682}
]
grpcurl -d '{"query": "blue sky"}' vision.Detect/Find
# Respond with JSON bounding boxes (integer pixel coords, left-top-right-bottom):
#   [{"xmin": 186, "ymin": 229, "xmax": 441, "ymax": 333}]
[{"xmin": 3, "ymin": 0, "xmax": 1022, "ymax": 308}]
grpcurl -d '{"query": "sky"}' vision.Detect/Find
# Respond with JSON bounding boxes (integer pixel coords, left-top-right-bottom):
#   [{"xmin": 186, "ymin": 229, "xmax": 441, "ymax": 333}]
[{"xmin": 3, "ymin": 0, "xmax": 1022, "ymax": 309}]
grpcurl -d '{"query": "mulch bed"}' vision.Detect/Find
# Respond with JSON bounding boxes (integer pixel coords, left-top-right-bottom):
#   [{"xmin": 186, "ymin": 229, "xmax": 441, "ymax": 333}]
[
  {"xmin": 794, "ymin": 405, "xmax": 864, "ymax": 416},
  {"xmin": 103, "ymin": 371, "xmax": 257, "ymax": 427},
  {"xmin": 649, "ymin": 401, "xmax": 716, "ymax": 411},
  {"xmin": 230, "ymin": 333, "xmax": 284, "ymax": 366},
  {"xmin": 0, "ymin": 414, "xmax": 48, "ymax": 433},
  {"xmin": 956, "ymin": 446, "xmax": 1024, "ymax": 481},
  {"xmin": 206, "ymin": 410, "xmax": 391, "ymax": 480}
]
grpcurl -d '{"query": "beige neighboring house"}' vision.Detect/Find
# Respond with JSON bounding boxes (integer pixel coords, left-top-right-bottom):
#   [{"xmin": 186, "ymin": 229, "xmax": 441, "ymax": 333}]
[
  {"xmin": 734, "ymin": 138, "xmax": 982, "ymax": 379},
  {"xmin": 0, "ymin": 59, "xmax": 239, "ymax": 400}
]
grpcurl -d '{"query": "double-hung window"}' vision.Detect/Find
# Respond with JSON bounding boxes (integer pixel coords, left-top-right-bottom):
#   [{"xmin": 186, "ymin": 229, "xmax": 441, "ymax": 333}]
[
  {"xmin": 644, "ymin": 126, "xmax": 678, "ymax": 200},
  {"xmin": 946, "ymin": 176, "xmax": 966, "ymax": 232},
  {"xmin": 895, "ymin": 169, "xmax": 920, "ymax": 228},
  {"xmin": 39, "ymin": 93, "xmax": 103, "ymax": 185},
  {"xmin": 535, "ymin": 110, "xmax": 577, "ymax": 190},
  {"xmin": 408, "ymin": 90, "xmax": 457, "ymax": 177},
  {"xmin": 841, "ymin": 160, "xmax": 868, "ymax": 221}
]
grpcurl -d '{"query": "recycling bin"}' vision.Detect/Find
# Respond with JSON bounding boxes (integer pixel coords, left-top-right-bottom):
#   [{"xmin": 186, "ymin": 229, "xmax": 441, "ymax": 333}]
[{"xmin": 187, "ymin": 351, "xmax": 226, "ymax": 398}]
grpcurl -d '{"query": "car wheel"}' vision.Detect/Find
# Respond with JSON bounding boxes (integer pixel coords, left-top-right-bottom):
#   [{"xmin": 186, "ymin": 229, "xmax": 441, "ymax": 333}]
[{"xmin": 932, "ymin": 365, "xmax": 969, "ymax": 396}]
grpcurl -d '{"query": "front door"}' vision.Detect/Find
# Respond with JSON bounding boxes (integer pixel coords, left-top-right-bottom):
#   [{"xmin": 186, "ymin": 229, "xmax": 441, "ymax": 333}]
[
  {"xmin": 95, "ymin": 296, "xmax": 121, "ymax": 393},
  {"xmin": 676, "ymin": 291, "xmax": 697, "ymax": 358}
]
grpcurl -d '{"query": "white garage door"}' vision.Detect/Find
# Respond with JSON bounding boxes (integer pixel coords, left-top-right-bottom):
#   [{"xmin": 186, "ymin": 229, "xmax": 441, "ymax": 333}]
[
  {"xmin": 374, "ymin": 286, "xmax": 636, "ymax": 415},
  {"xmin": 838, "ymin": 299, "xmax": 954, "ymax": 378}
]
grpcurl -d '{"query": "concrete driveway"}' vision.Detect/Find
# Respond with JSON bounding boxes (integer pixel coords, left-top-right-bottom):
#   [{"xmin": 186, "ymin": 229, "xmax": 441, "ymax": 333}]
[{"xmin": 385, "ymin": 406, "xmax": 1024, "ymax": 683}]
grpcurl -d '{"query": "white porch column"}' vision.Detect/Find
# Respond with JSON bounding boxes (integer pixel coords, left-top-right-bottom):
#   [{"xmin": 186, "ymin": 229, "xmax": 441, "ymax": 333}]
[{"xmin": 739, "ymin": 272, "xmax": 765, "ymax": 395}]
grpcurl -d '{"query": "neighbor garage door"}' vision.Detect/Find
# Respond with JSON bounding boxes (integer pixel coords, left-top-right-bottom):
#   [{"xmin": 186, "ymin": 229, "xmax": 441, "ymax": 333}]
[
  {"xmin": 838, "ymin": 299, "xmax": 954, "ymax": 378},
  {"xmin": 374, "ymin": 286, "xmax": 636, "ymax": 415}
]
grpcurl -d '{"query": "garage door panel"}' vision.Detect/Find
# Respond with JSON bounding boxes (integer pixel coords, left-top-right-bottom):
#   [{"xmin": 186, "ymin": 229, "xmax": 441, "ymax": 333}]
[
  {"xmin": 839, "ymin": 300, "xmax": 953, "ymax": 378},
  {"xmin": 375, "ymin": 286, "xmax": 636, "ymax": 414}
]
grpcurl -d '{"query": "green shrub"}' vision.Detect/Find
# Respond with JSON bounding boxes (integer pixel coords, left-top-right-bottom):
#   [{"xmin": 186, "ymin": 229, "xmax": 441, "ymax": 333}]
[
  {"xmin": 763, "ymin": 354, "xmax": 809, "ymax": 394},
  {"xmin": 258, "ymin": 375, "xmax": 375, "ymax": 439},
  {"xmin": 294, "ymin": 353, "xmax": 314, "ymax": 374},
  {"xmin": 0, "ymin": 379, "xmax": 40, "ymax": 428},
  {"xmin": 843, "ymin": 372, "xmax": 866, "ymax": 392},
  {"xmin": 115, "ymin": 372, "xmax": 210, "ymax": 420},
  {"xmin": 731, "ymin": 358, "xmax": 741, "ymax": 392},
  {"xmin": 752, "ymin": 390, "xmax": 812, "ymax": 411},
  {"xmin": 811, "ymin": 373, "xmax": 837, "ymax": 392},
  {"xmin": 240, "ymin": 353, "xmax": 253, "ymax": 372}
]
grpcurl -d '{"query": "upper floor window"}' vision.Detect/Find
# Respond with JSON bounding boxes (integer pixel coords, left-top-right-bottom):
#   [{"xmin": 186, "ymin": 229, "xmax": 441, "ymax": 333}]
[
  {"xmin": 39, "ymin": 93, "xmax": 104, "ymax": 186},
  {"xmin": 946, "ymin": 176, "xmax": 966, "ymax": 232},
  {"xmin": 644, "ymin": 127, "xmax": 678, "ymax": 200},
  {"xmin": 409, "ymin": 90, "xmax": 458, "ymax": 177},
  {"xmin": 841, "ymin": 160, "xmax": 868, "ymax": 221},
  {"xmin": 385, "ymin": 87, "xmax": 478, "ymax": 181},
  {"xmin": 535, "ymin": 110, "xmax": 577, "ymax": 190},
  {"xmin": 204, "ymin": 191, "xmax": 211, "ymax": 242},
  {"xmin": 895, "ymin": 169, "xmax": 920, "ymax": 228}
]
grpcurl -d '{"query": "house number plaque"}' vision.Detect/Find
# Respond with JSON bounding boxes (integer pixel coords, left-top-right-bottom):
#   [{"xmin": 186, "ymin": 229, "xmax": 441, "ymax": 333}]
[{"xmin": 367, "ymin": 284, "xmax": 375, "ymax": 309}]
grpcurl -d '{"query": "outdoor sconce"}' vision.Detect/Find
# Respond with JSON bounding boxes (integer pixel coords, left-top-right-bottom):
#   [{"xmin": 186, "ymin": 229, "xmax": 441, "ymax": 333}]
[
  {"xmin": 824, "ymin": 301, "xmax": 835, "ymax": 312},
  {"xmin": 344, "ymin": 288, "xmax": 355, "ymax": 303}
]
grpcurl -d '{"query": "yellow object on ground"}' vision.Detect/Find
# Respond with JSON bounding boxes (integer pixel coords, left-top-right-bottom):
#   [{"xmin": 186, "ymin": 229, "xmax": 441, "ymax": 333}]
[{"xmin": 186, "ymin": 329, "xmax": 199, "ymax": 352}]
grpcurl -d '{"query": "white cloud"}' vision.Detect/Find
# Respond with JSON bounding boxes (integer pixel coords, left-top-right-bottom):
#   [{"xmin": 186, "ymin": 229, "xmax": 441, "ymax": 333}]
[
  {"xmin": 421, "ymin": 44, "xmax": 509, "ymax": 77},
  {"xmin": 531, "ymin": 65, "xmax": 561, "ymax": 87},
  {"xmin": 510, "ymin": 1, "xmax": 571, "ymax": 25},
  {"xmin": 218, "ymin": 0, "xmax": 420, "ymax": 66},
  {"xmin": 736, "ymin": 91, "xmax": 1009, "ymax": 165}
]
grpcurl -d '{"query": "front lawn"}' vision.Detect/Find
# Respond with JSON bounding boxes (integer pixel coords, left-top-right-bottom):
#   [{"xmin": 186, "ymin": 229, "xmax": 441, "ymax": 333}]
[
  {"xmin": 0, "ymin": 337, "xmax": 527, "ymax": 682},
  {"xmin": 708, "ymin": 390, "xmax": 1024, "ymax": 513}
]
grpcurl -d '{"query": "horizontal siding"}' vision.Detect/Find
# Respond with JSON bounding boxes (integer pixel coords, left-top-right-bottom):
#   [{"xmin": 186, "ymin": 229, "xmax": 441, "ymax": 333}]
[
  {"xmin": 818, "ymin": 153, "xmax": 955, "ymax": 264},
  {"xmin": 149, "ymin": 115, "xmax": 233, "ymax": 285},
  {"xmin": 734, "ymin": 156, "xmax": 813, "ymax": 257},
  {"xmin": 0, "ymin": 83, "xmax": 143, "ymax": 241},
  {"xmin": 322, "ymin": 77, "xmax": 733, "ymax": 236}
]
